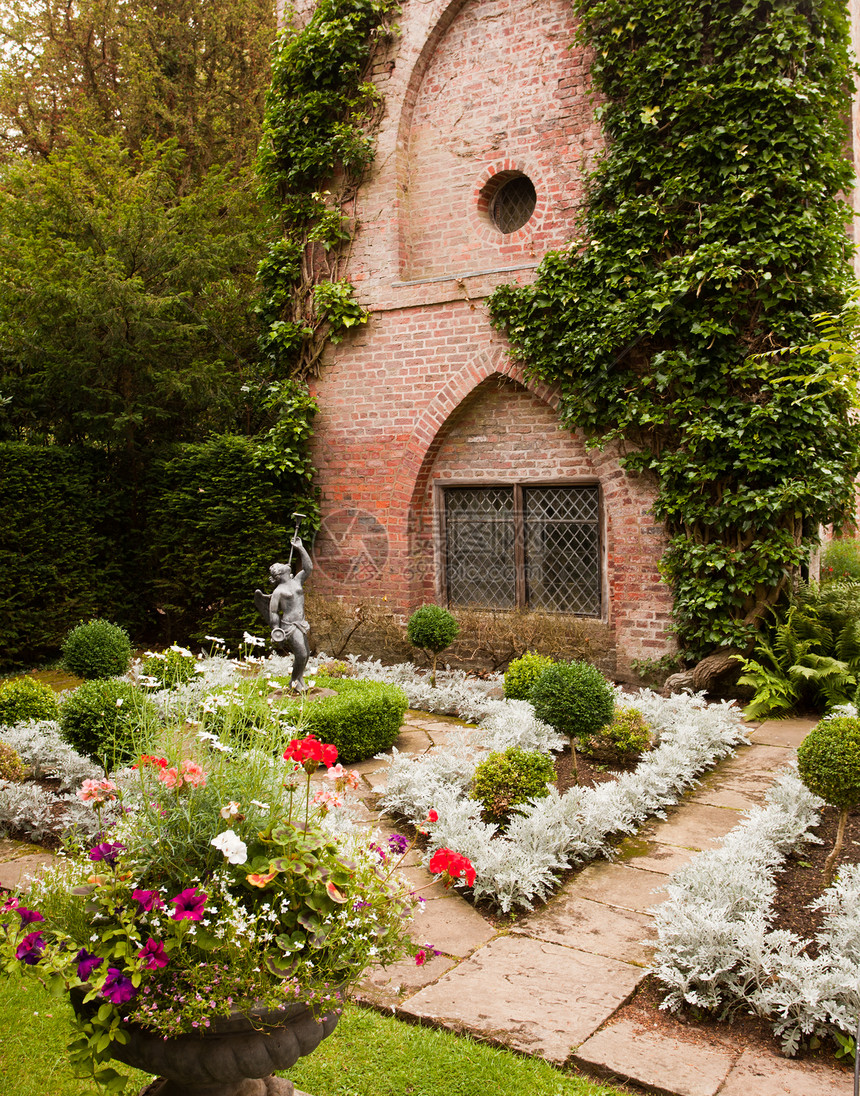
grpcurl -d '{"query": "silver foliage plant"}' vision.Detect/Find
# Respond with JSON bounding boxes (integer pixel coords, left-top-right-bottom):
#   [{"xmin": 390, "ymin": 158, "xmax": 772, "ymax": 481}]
[
  {"xmin": 652, "ymin": 768, "xmax": 860, "ymax": 1053},
  {"xmin": 0, "ymin": 719, "xmax": 116, "ymax": 842},
  {"xmin": 372, "ymin": 672, "xmax": 748, "ymax": 912}
]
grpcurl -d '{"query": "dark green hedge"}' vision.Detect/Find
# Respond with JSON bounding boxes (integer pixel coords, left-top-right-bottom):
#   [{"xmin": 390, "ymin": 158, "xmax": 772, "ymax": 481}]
[
  {"xmin": 0, "ymin": 437, "xmax": 316, "ymax": 668},
  {"xmin": 143, "ymin": 435, "xmax": 314, "ymax": 644},
  {"xmin": 0, "ymin": 444, "xmax": 140, "ymax": 665}
]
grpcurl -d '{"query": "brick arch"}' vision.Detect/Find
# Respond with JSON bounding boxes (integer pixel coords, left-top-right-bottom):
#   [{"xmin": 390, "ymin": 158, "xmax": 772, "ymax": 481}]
[{"xmin": 389, "ymin": 347, "xmax": 561, "ymax": 517}]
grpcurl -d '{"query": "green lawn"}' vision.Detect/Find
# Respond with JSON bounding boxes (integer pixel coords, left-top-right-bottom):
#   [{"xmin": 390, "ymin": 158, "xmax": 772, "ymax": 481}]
[{"xmin": 0, "ymin": 975, "xmax": 629, "ymax": 1096}]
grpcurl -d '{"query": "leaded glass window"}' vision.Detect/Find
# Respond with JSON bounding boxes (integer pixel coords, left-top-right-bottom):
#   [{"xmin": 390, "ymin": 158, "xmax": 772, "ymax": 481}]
[{"xmin": 443, "ymin": 484, "xmax": 601, "ymax": 616}]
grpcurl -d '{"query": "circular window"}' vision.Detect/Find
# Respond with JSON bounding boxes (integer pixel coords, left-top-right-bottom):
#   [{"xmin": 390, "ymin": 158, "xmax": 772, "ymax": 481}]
[{"xmin": 490, "ymin": 175, "xmax": 537, "ymax": 234}]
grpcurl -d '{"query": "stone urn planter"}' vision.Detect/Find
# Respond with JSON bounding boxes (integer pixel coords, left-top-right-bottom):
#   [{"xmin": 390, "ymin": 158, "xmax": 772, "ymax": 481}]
[{"xmin": 72, "ymin": 993, "xmax": 341, "ymax": 1096}]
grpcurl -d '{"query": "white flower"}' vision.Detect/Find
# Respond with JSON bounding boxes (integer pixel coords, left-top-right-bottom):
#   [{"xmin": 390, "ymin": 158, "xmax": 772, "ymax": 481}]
[
  {"xmin": 210, "ymin": 831, "xmax": 248, "ymax": 865},
  {"xmin": 243, "ymin": 632, "xmax": 266, "ymax": 648},
  {"xmin": 250, "ymin": 800, "xmax": 270, "ymax": 811},
  {"xmin": 115, "ymin": 698, "xmax": 124, "ymax": 708},
  {"xmin": 219, "ymin": 801, "xmax": 241, "ymax": 820}
]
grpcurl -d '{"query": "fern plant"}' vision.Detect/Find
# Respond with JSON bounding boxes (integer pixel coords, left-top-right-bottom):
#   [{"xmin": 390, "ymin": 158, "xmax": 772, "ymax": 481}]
[{"xmin": 737, "ymin": 585, "xmax": 860, "ymax": 717}]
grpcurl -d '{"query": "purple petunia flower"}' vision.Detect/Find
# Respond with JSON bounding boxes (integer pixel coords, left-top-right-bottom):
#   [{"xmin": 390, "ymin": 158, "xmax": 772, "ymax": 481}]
[
  {"xmin": 387, "ymin": 834, "xmax": 409, "ymax": 855},
  {"xmin": 15, "ymin": 930, "xmax": 45, "ymax": 965},
  {"xmin": 170, "ymin": 887, "xmax": 207, "ymax": 921},
  {"xmin": 88, "ymin": 841, "xmax": 126, "ymax": 866},
  {"xmin": 131, "ymin": 889, "xmax": 164, "ymax": 912},
  {"xmin": 102, "ymin": 967, "xmax": 137, "ymax": 1005},
  {"xmin": 138, "ymin": 939, "xmax": 169, "ymax": 970},
  {"xmin": 17, "ymin": 907, "xmax": 45, "ymax": 926},
  {"xmin": 75, "ymin": 948, "xmax": 103, "ymax": 981}
]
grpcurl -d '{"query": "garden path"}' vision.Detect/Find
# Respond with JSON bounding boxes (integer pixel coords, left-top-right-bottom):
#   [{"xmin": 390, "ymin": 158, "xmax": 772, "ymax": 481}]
[
  {"xmin": 0, "ymin": 713, "xmax": 849, "ymax": 1096},
  {"xmin": 351, "ymin": 713, "xmax": 850, "ymax": 1096}
]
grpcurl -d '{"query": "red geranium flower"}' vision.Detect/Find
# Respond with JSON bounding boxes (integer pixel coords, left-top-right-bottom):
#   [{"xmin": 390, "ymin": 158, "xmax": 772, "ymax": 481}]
[
  {"xmin": 428, "ymin": 847, "xmax": 476, "ymax": 888},
  {"xmin": 283, "ymin": 735, "xmax": 338, "ymax": 772}
]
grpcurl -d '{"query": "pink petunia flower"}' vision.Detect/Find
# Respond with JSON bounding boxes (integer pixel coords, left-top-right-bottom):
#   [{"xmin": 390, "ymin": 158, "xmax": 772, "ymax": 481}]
[
  {"xmin": 170, "ymin": 887, "xmax": 207, "ymax": 921},
  {"xmin": 131, "ymin": 889, "xmax": 164, "ymax": 912},
  {"xmin": 138, "ymin": 939, "xmax": 169, "ymax": 970}
]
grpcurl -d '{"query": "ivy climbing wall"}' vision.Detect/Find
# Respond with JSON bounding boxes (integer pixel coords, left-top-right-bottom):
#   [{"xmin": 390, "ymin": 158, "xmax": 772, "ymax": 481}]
[{"xmin": 303, "ymin": 0, "xmax": 860, "ymax": 675}]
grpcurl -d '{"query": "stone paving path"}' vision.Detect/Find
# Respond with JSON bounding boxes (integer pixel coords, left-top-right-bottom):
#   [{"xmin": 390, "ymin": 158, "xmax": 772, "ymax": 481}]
[{"xmin": 0, "ymin": 712, "xmax": 852, "ymax": 1096}]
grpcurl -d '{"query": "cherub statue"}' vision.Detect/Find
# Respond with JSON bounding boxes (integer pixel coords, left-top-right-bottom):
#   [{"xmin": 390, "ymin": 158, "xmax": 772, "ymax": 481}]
[{"xmin": 254, "ymin": 537, "xmax": 313, "ymax": 691}]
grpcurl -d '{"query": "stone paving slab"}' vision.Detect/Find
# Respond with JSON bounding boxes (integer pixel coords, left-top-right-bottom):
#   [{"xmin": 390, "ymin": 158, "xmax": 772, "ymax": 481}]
[
  {"xmin": 719, "ymin": 1047, "xmax": 852, "ymax": 1096},
  {"xmin": 408, "ymin": 894, "xmax": 496, "ymax": 957},
  {"xmin": 572, "ymin": 1019, "xmax": 736, "ymax": 1096},
  {"xmin": 391, "ymin": 727, "xmax": 435, "ymax": 754},
  {"xmin": 400, "ymin": 934, "xmax": 644, "ymax": 1064},
  {"xmin": 693, "ymin": 744, "xmax": 794, "ymax": 810},
  {"xmin": 353, "ymin": 952, "xmax": 457, "ymax": 1010},
  {"xmin": 613, "ymin": 839, "xmax": 697, "ymax": 876},
  {"xmin": 0, "ymin": 851, "xmax": 58, "ymax": 891},
  {"xmin": 644, "ymin": 801, "xmax": 743, "ymax": 852},
  {"xmin": 516, "ymin": 896, "xmax": 656, "ymax": 967},
  {"xmin": 563, "ymin": 862, "xmax": 670, "ymax": 912},
  {"xmin": 749, "ymin": 719, "xmax": 815, "ymax": 749}
]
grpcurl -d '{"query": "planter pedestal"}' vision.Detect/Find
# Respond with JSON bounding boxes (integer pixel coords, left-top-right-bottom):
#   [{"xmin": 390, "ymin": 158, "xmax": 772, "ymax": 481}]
[
  {"xmin": 72, "ymin": 993, "xmax": 339, "ymax": 1096},
  {"xmin": 140, "ymin": 1076, "xmax": 295, "ymax": 1096}
]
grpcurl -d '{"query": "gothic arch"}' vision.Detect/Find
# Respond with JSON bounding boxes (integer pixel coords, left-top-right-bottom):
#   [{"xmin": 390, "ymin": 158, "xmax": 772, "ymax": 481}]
[{"xmin": 389, "ymin": 348, "xmax": 561, "ymax": 518}]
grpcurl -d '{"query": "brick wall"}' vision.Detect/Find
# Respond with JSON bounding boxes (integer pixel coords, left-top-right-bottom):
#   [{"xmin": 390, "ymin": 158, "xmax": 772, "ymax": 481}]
[{"xmin": 305, "ymin": 0, "xmax": 670, "ymax": 676}]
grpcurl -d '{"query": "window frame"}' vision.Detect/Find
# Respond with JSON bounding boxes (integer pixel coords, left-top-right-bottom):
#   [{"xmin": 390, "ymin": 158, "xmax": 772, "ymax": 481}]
[{"xmin": 434, "ymin": 480, "xmax": 604, "ymax": 617}]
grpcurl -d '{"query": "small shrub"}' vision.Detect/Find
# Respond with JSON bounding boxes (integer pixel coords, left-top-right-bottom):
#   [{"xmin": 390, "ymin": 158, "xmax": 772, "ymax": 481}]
[
  {"xmin": 0, "ymin": 676, "xmax": 60, "ymax": 725},
  {"xmin": 530, "ymin": 660, "xmax": 615, "ymax": 783},
  {"xmin": 317, "ymin": 659, "xmax": 354, "ymax": 678},
  {"xmin": 142, "ymin": 645, "xmax": 198, "ymax": 689},
  {"xmin": 797, "ymin": 715, "xmax": 860, "ymax": 884},
  {"xmin": 62, "ymin": 619, "xmax": 132, "ymax": 680},
  {"xmin": 279, "ymin": 676, "xmax": 408, "ymax": 764},
  {"xmin": 584, "ymin": 706, "xmax": 652, "ymax": 762},
  {"xmin": 822, "ymin": 538, "xmax": 860, "ymax": 584},
  {"xmin": 60, "ymin": 678, "xmax": 157, "ymax": 768},
  {"xmin": 0, "ymin": 741, "xmax": 26, "ymax": 781},
  {"xmin": 471, "ymin": 747, "xmax": 555, "ymax": 825},
  {"xmin": 407, "ymin": 605, "xmax": 460, "ymax": 686},
  {"xmin": 503, "ymin": 652, "xmax": 556, "ymax": 700}
]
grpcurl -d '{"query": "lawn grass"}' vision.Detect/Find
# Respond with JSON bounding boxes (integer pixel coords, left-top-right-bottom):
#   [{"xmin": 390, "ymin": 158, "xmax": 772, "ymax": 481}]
[{"xmin": 0, "ymin": 975, "xmax": 628, "ymax": 1096}]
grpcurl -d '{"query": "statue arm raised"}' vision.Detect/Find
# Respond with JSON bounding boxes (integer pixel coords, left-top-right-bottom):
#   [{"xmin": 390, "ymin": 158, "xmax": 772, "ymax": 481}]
[{"xmin": 292, "ymin": 538, "xmax": 313, "ymax": 584}]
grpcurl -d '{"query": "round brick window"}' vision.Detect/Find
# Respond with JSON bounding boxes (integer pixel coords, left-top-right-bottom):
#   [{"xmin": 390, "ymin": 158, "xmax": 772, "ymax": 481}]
[{"xmin": 489, "ymin": 174, "xmax": 536, "ymax": 234}]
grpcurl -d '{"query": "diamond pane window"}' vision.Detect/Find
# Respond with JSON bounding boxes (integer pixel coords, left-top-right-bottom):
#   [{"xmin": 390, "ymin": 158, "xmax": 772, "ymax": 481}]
[
  {"xmin": 443, "ymin": 485, "xmax": 601, "ymax": 616},
  {"xmin": 524, "ymin": 487, "xmax": 601, "ymax": 615},
  {"xmin": 444, "ymin": 487, "xmax": 517, "ymax": 608},
  {"xmin": 490, "ymin": 176, "xmax": 537, "ymax": 234}
]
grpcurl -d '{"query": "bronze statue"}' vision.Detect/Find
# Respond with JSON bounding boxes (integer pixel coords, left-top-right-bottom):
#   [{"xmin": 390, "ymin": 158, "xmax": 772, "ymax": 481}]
[{"xmin": 254, "ymin": 535, "xmax": 312, "ymax": 691}]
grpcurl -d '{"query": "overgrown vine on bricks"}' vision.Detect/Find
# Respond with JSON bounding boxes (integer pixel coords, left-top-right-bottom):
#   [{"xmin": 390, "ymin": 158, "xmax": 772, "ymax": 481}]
[
  {"xmin": 256, "ymin": 0, "xmax": 397, "ymax": 379},
  {"xmin": 489, "ymin": 0, "xmax": 860, "ymax": 675}
]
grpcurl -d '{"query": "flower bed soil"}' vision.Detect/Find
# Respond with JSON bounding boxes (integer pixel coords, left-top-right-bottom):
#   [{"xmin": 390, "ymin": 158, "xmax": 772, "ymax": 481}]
[{"xmin": 616, "ymin": 805, "xmax": 860, "ymax": 1065}]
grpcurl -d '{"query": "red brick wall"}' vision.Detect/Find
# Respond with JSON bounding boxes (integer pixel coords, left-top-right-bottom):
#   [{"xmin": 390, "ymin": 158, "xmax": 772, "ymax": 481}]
[{"xmin": 307, "ymin": 0, "xmax": 678, "ymax": 677}]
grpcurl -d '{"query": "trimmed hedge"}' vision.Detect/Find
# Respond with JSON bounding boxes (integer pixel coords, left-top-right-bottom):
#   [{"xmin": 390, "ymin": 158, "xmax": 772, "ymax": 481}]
[
  {"xmin": 0, "ymin": 444, "xmax": 139, "ymax": 666},
  {"xmin": 59, "ymin": 678, "xmax": 158, "ymax": 768},
  {"xmin": 0, "ymin": 437, "xmax": 317, "ymax": 665},
  {"xmin": 143, "ymin": 435, "xmax": 316, "ymax": 645},
  {"xmin": 62, "ymin": 619, "xmax": 132, "ymax": 680},
  {"xmin": 280, "ymin": 675, "xmax": 408, "ymax": 764},
  {"xmin": 0, "ymin": 676, "xmax": 60, "ymax": 725}
]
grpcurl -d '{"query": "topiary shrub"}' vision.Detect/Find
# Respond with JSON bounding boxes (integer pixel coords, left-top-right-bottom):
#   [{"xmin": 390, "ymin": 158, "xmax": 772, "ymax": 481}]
[
  {"xmin": 279, "ymin": 676, "xmax": 408, "ymax": 764},
  {"xmin": 60, "ymin": 678, "xmax": 157, "ymax": 768},
  {"xmin": 0, "ymin": 676, "xmax": 60, "ymax": 725},
  {"xmin": 530, "ymin": 660, "xmax": 615, "ymax": 783},
  {"xmin": 503, "ymin": 652, "xmax": 556, "ymax": 701},
  {"xmin": 797, "ymin": 715, "xmax": 860, "ymax": 885},
  {"xmin": 142, "ymin": 645, "xmax": 198, "ymax": 689},
  {"xmin": 406, "ymin": 605, "xmax": 460, "ymax": 687},
  {"xmin": 583, "ymin": 706, "xmax": 652, "ymax": 764},
  {"xmin": 0, "ymin": 740, "xmax": 26, "ymax": 781},
  {"xmin": 62, "ymin": 619, "xmax": 132, "ymax": 680},
  {"xmin": 471, "ymin": 747, "xmax": 555, "ymax": 826}
]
